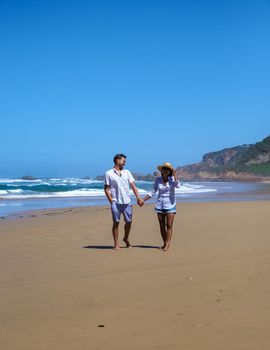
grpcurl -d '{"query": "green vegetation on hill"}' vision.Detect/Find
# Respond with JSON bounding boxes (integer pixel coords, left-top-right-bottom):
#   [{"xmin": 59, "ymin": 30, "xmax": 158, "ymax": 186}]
[
  {"xmin": 235, "ymin": 136, "xmax": 270, "ymax": 166},
  {"xmin": 177, "ymin": 135, "xmax": 270, "ymax": 180},
  {"xmin": 243, "ymin": 163, "xmax": 270, "ymax": 176}
]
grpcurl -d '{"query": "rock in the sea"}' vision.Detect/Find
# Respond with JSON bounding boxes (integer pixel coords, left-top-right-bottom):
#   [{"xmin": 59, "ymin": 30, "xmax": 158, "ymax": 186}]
[{"xmin": 21, "ymin": 175, "xmax": 39, "ymax": 180}]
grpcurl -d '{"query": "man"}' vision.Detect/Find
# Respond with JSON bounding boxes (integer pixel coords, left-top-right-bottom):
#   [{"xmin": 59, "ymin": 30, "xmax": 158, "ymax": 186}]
[{"xmin": 104, "ymin": 154, "xmax": 143, "ymax": 250}]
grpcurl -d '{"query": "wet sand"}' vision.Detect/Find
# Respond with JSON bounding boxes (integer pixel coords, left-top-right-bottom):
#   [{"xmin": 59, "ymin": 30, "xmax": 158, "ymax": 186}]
[{"xmin": 1, "ymin": 201, "xmax": 270, "ymax": 349}]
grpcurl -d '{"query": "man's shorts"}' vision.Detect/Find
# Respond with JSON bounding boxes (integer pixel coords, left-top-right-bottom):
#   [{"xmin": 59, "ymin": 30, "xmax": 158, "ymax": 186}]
[{"xmin": 111, "ymin": 202, "xmax": 133, "ymax": 223}]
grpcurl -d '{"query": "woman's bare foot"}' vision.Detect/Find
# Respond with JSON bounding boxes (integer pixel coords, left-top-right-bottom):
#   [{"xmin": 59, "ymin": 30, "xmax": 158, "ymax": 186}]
[
  {"xmin": 123, "ymin": 238, "xmax": 132, "ymax": 248},
  {"xmin": 162, "ymin": 243, "xmax": 170, "ymax": 251},
  {"xmin": 113, "ymin": 245, "xmax": 121, "ymax": 250}
]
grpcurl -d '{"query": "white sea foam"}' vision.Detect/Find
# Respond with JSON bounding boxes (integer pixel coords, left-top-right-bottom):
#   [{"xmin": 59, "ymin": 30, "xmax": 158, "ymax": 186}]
[
  {"xmin": 0, "ymin": 188, "xmax": 104, "ymax": 199},
  {"xmin": 0, "ymin": 179, "xmax": 218, "ymax": 200},
  {"xmin": 9, "ymin": 189, "xmax": 24, "ymax": 193},
  {"xmin": 49, "ymin": 178, "xmax": 102, "ymax": 184},
  {"xmin": 0, "ymin": 178, "xmax": 43, "ymax": 183},
  {"xmin": 176, "ymin": 183, "xmax": 217, "ymax": 194},
  {"xmin": 0, "ymin": 190, "xmax": 8, "ymax": 195},
  {"xmin": 0, "ymin": 177, "xmax": 102, "ymax": 184}
]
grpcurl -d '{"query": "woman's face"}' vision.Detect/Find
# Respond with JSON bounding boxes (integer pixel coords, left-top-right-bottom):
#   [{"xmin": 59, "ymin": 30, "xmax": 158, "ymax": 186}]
[{"xmin": 161, "ymin": 167, "xmax": 171, "ymax": 177}]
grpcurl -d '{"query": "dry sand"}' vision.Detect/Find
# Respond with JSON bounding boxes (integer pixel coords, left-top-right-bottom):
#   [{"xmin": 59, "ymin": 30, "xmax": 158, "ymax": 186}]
[{"xmin": 1, "ymin": 201, "xmax": 270, "ymax": 349}]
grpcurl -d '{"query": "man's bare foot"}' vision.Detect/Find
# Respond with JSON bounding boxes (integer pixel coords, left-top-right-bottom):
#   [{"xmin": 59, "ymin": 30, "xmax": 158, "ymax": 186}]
[
  {"xmin": 123, "ymin": 239, "xmax": 132, "ymax": 248},
  {"xmin": 113, "ymin": 245, "xmax": 121, "ymax": 250}
]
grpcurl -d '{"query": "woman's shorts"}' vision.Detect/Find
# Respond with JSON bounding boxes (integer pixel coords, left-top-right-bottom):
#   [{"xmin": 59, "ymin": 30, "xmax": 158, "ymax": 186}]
[
  {"xmin": 154, "ymin": 205, "xmax": 176, "ymax": 214},
  {"xmin": 111, "ymin": 202, "xmax": 133, "ymax": 223}
]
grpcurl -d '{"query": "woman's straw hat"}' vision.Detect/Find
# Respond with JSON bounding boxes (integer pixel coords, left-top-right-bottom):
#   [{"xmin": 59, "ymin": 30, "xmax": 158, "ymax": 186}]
[{"xmin": 157, "ymin": 162, "xmax": 174, "ymax": 172}]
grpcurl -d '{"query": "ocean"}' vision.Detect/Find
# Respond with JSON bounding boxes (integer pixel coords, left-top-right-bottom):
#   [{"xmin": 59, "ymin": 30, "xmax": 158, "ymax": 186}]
[{"xmin": 1, "ymin": 177, "xmax": 270, "ymax": 217}]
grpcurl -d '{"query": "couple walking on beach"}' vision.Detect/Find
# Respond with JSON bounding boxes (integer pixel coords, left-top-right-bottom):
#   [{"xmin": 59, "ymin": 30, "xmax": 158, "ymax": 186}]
[{"xmin": 104, "ymin": 154, "xmax": 180, "ymax": 251}]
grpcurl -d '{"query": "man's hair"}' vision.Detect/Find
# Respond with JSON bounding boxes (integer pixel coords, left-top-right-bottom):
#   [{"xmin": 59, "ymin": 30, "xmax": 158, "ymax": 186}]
[{"xmin": 113, "ymin": 153, "xmax": 127, "ymax": 164}]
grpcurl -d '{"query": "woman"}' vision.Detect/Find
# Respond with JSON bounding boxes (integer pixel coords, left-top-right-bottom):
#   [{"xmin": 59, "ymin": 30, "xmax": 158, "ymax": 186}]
[{"xmin": 142, "ymin": 162, "xmax": 180, "ymax": 251}]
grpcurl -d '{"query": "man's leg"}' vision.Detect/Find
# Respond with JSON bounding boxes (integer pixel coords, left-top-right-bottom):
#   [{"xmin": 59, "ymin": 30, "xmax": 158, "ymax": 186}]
[
  {"xmin": 123, "ymin": 222, "xmax": 132, "ymax": 247},
  {"xmin": 123, "ymin": 204, "xmax": 133, "ymax": 248},
  {"xmin": 112, "ymin": 222, "xmax": 120, "ymax": 250},
  {"xmin": 111, "ymin": 202, "xmax": 121, "ymax": 250}
]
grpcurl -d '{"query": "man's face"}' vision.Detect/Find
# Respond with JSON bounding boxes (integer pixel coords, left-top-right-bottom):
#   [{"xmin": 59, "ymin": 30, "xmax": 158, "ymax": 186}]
[{"xmin": 116, "ymin": 157, "xmax": 126, "ymax": 169}]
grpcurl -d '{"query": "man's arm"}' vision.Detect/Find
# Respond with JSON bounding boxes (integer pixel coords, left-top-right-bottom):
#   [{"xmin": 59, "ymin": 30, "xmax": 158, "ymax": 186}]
[
  {"xmin": 104, "ymin": 171, "xmax": 114, "ymax": 204},
  {"xmin": 130, "ymin": 182, "xmax": 144, "ymax": 206},
  {"xmin": 104, "ymin": 185, "xmax": 113, "ymax": 204}
]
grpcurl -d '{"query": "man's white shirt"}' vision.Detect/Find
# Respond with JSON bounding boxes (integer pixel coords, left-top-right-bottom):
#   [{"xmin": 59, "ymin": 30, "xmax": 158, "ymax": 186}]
[{"xmin": 104, "ymin": 168, "xmax": 135, "ymax": 204}]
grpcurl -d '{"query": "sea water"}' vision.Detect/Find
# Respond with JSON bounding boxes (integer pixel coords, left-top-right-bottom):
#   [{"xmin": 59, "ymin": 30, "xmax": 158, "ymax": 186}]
[{"xmin": 1, "ymin": 177, "xmax": 270, "ymax": 217}]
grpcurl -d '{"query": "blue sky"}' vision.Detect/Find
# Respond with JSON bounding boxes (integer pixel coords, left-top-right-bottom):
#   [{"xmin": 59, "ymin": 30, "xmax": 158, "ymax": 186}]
[{"xmin": 1, "ymin": 0, "xmax": 270, "ymax": 177}]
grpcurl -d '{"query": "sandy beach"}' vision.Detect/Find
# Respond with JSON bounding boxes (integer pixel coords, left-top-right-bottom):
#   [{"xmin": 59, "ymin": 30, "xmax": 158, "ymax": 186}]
[{"xmin": 1, "ymin": 201, "xmax": 270, "ymax": 349}]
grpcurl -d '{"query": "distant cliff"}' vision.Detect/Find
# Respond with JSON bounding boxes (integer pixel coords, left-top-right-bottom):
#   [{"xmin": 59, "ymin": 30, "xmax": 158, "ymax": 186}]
[{"xmin": 176, "ymin": 135, "xmax": 270, "ymax": 181}]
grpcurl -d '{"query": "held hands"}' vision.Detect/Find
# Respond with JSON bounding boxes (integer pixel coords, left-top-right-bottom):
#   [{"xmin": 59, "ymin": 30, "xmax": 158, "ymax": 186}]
[{"xmin": 137, "ymin": 198, "xmax": 144, "ymax": 207}]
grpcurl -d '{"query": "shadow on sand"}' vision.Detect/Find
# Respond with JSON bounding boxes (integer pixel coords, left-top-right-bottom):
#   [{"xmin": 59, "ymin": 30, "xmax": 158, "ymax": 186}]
[
  {"xmin": 132, "ymin": 245, "xmax": 161, "ymax": 249},
  {"xmin": 83, "ymin": 245, "xmax": 161, "ymax": 250}
]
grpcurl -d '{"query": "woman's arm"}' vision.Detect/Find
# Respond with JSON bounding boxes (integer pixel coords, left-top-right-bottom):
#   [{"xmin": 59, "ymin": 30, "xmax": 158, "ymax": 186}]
[
  {"xmin": 172, "ymin": 169, "xmax": 178, "ymax": 181},
  {"xmin": 172, "ymin": 169, "xmax": 180, "ymax": 188},
  {"xmin": 143, "ymin": 178, "xmax": 158, "ymax": 203},
  {"xmin": 143, "ymin": 194, "xmax": 151, "ymax": 202}
]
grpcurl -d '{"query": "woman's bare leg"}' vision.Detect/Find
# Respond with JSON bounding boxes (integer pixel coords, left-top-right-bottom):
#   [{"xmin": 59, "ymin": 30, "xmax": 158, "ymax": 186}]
[
  {"xmin": 157, "ymin": 213, "xmax": 167, "ymax": 248},
  {"xmin": 163, "ymin": 213, "xmax": 175, "ymax": 251}
]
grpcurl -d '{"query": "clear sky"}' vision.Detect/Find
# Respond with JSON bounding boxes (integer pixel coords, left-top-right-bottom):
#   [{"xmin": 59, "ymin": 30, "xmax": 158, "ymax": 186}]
[{"xmin": 1, "ymin": 0, "xmax": 270, "ymax": 178}]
